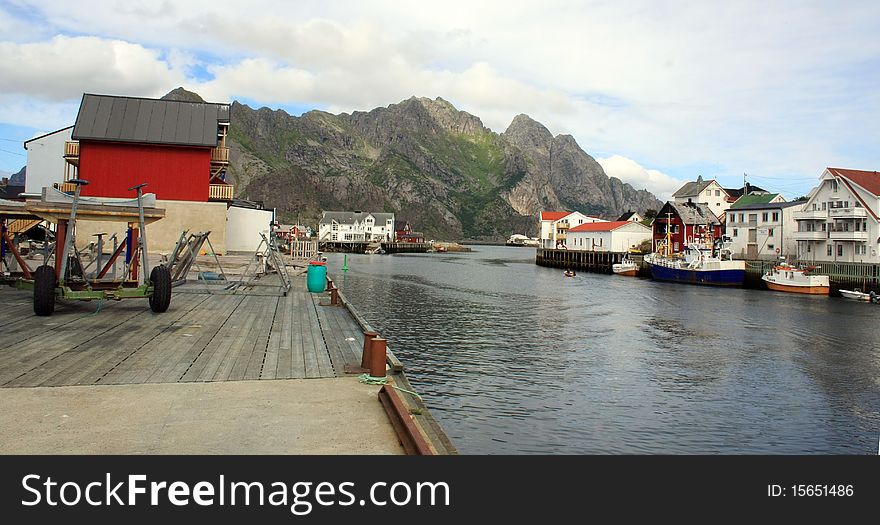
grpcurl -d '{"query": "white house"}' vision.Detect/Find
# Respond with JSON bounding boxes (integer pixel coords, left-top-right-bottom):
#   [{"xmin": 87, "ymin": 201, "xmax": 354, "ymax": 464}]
[
  {"xmin": 793, "ymin": 167, "xmax": 880, "ymax": 263},
  {"xmin": 672, "ymin": 176, "xmax": 732, "ymax": 218},
  {"xmin": 23, "ymin": 126, "xmax": 73, "ymax": 196},
  {"xmin": 725, "ymin": 194, "xmax": 803, "ymax": 259},
  {"xmin": 539, "ymin": 211, "xmax": 608, "ymax": 248},
  {"xmin": 565, "ymin": 221, "xmax": 652, "ymax": 252},
  {"xmin": 319, "ymin": 211, "xmax": 395, "ymax": 243},
  {"xmin": 616, "ymin": 211, "xmax": 643, "ymax": 223}
]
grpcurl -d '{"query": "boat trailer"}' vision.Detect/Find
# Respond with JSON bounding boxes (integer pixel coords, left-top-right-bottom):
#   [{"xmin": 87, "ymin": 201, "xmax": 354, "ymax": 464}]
[{"xmin": 16, "ymin": 180, "xmax": 170, "ymax": 316}]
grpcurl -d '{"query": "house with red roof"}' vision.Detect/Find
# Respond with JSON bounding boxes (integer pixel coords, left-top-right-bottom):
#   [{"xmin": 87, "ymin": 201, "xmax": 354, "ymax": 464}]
[
  {"xmin": 792, "ymin": 167, "xmax": 880, "ymax": 263},
  {"xmin": 566, "ymin": 221, "xmax": 652, "ymax": 252},
  {"xmin": 539, "ymin": 210, "xmax": 608, "ymax": 248}
]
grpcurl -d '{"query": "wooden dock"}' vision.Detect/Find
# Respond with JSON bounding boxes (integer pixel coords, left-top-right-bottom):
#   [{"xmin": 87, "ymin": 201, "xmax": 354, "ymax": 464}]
[
  {"xmin": 0, "ymin": 268, "xmax": 455, "ymax": 454},
  {"xmin": 537, "ymin": 247, "xmax": 880, "ymax": 293},
  {"xmin": 0, "ymin": 277, "xmax": 364, "ymax": 387}
]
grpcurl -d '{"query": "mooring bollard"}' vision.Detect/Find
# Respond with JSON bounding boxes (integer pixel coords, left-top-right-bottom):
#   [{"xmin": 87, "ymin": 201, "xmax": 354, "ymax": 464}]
[
  {"xmin": 329, "ymin": 284, "xmax": 339, "ymax": 306},
  {"xmin": 361, "ymin": 330, "xmax": 379, "ymax": 369},
  {"xmin": 370, "ymin": 337, "xmax": 387, "ymax": 378}
]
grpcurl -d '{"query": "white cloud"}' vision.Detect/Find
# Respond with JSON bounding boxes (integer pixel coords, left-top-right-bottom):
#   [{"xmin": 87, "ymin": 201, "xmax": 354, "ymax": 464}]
[
  {"xmin": 0, "ymin": 35, "xmax": 188, "ymax": 101},
  {"xmin": 0, "ymin": 1, "xmax": 879, "ymax": 199},
  {"xmin": 597, "ymin": 155, "xmax": 684, "ymax": 202}
]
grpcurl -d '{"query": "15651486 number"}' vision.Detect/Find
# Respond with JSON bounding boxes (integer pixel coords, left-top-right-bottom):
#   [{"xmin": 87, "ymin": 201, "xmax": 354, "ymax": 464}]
[{"xmin": 791, "ymin": 484, "xmax": 853, "ymax": 497}]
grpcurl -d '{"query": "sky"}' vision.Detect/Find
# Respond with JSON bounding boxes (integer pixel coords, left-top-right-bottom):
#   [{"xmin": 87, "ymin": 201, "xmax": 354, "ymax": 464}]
[{"xmin": 1, "ymin": 0, "xmax": 878, "ymax": 200}]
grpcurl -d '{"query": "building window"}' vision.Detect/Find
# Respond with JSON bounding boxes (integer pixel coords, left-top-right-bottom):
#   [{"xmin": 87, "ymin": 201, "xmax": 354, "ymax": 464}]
[
  {"xmin": 838, "ymin": 244, "xmax": 843, "ymax": 257},
  {"xmin": 821, "ymin": 223, "xmax": 826, "ymax": 232},
  {"xmin": 738, "ymin": 213, "xmax": 744, "ymax": 223},
  {"xmin": 733, "ymin": 228, "xmax": 738, "ymax": 237},
  {"xmin": 332, "ymin": 233, "xmax": 338, "ymax": 241},
  {"xmin": 863, "ymin": 221, "xmax": 868, "ymax": 231},
  {"xmin": 674, "ymin": 242, "xmax": 679, "ymax": 251},
  {"xmin": 768, "ymin": 228, "xmax": 774, "ymax": 237},
  {"xmin": 715, "ymin": 189, "xmax": 720, "ymax": 197},
  {"xmin": 822, "ymin": 202, "xmax": 827, "ymax": 211},
  {"xmin": 830, "ymin": 180, "xmax": 838, "ymax": 192},
  {"xmin": 706, "ymin": 190, "xmax": 711, "ymax": 196},
  {"xmin": 332, "ymin": 223, "xmax": 338, "ymax": 231},
  {"xmin": 812, "ymin": 203, "xmax": 817, "ymax": 211},
  {"xmin": 767, "ymin": 244, "xmax": 774, "ymax": 251},
  {"xmin": 857, "ymin": 245, "xmax": 866, "ymax": 255},
  {"xmin": 827, "ymin": 245, "xmax": 832, "ymax": 256},
  {"xmin": 762, "ymin": 212, "xmax": 769, "ymax": 222},
  {"xmin": 772, "ymin": 212, "xmax": 779, "ymax": 221}
]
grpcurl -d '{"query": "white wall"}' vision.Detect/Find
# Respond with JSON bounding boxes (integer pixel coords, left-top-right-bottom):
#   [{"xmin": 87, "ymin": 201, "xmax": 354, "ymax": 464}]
[
  {"xmin": 226, "ymin": 205, "xmax": 273, "ymax": 252},
  {"xmin": 25, "ymin": 128, "xmax": 72, "ymax": 195},
  {"xmin": 727, "ymin": 205, "xmax": 803, "ymax": 260},
  {"xmin": 675, "ymin": 180, "xmax": 729, "ymax": 215},
  {"xmin": 795, "ymin": 172, "xmax": 880, "ymax": 263},
  {"xmin": 565, "ymin": 223, "xmax": 651, "ymax": 252}
]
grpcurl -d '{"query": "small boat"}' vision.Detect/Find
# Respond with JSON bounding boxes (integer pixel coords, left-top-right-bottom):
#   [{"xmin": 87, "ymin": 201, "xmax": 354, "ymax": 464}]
[
  {"xmin": 612, "ymin": 256, "xmax": 639, "ymax": 277},
  {"xmin": 564, "ymin": 270, "xmax": 576, "ymax": 277},
  {"xmin": 762, "ymin": 263, "xmax": 829, "ymax": 295},
  {"xmin": 839, "ymin": 289, "xmax": 874, "ymax": 302}
]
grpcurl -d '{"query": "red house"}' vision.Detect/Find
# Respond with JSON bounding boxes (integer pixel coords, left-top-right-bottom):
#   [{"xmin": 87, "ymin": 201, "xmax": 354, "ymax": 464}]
[
  {"xmin": 64, "ymin": 94, "xmax": 232, "ymax": 202},
  {"xmin": 395, "ymin": 221, "xmax": 425, "ymax": 243},
  {"xmin": 652, "ymin": 201, "xmax": 722, "ymax": 254}
]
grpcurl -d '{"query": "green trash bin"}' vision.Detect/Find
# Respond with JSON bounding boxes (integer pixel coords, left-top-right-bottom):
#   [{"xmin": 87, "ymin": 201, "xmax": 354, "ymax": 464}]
[{"xmin": 307, "ymin": 261, "xmax": 327, "ymax": 293}]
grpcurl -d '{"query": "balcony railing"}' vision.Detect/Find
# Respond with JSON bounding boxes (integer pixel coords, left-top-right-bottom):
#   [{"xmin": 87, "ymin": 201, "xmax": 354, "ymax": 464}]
[
  {"xmin": 829, "ymin": 230, "xmax": 868, "ymax": 242},
  {"xmin": 210, "ymin": 147, "xmax": 229, "ymax": 164},
  {"xmin": 828, "ymin": 207, "xmax": 867, "ymax": 219},
  {"xmin": 64, "ymin": 141, "xmax": 79, "ymax": 157},
  {"xmin": 57, "ymin": 182, "xmax": 77, "ymax": 194},
  {"xmin": 792, "ymin": 231, "xmax": 827, "ymax": 241},
  {"xmin": 793, "ymin": 209, "xmax": 828, "ymax": 221},
  {"xmin": 209, "ymin": 183, "xmax": 234, "ymax": 201}
]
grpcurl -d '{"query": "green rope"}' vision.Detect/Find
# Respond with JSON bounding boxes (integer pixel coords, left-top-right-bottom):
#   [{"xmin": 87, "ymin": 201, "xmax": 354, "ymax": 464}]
[
  {"xmin": 358, "ymin": 373, "xmax": 388, "ymax": 385},
  {"xmin": 91, "ymin": 299, "xmax": 104, "ymax": 316},
  {"xmin": 390, "ymin": 384, "xmax": 423, "ymax": 401}
]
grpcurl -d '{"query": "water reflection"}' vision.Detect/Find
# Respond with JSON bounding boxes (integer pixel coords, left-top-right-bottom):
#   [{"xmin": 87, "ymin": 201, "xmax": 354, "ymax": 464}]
[{"xmin": 326, "ymin": 246, "xmax": 880, "ymax": 454}]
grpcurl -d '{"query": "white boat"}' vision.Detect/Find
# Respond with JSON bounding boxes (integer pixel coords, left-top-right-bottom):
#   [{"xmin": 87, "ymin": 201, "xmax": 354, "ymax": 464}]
[
  {"xmin": 612, "ymin": 256, "xmax": 639, "ymax": 277},
  {"xmin": 762, "ymin": 263, "xmax": 829, "ymax": 295},
  {"xmin": 839, "ymin": 289, "xmax": 873, "ymax": 302}
]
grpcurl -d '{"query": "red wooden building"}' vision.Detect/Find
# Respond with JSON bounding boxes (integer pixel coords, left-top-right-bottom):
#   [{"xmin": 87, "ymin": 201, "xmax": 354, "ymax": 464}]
[
  {"xmin": 64, "ymin": 94, "xmax": 232, "ymax": 202},
  {"xmin": 395, "ymin": 220, "xmax": 425, "ymax": 243},
  {"xmin": 652, "ymin": 201, "xmax": 722, "ymax": 254}
]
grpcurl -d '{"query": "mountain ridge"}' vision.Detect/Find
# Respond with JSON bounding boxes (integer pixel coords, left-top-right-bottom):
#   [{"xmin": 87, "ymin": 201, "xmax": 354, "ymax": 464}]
[{"xmin": 167, "ymin": 88, "xmax": 661, "ymax": 239}]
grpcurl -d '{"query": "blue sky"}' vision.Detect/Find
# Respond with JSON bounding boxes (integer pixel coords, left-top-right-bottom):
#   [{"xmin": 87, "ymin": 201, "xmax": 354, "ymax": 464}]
[{"xmin": 1, "ymin": 0, "xmax": 878, "ymax": 200}]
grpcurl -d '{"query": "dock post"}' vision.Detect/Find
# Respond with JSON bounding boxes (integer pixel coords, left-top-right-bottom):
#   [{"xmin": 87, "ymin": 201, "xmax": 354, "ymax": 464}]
[
  {"xmin": 370, "ymin": 337, "xmax": 387, "ymax": 378},
  {"xmin": 361, "ymin": 330, "xmax": 379, "ymax": 370},
  {"xmin": 329, "ymin": 283, "xmax": 339, "ymax": 306}
]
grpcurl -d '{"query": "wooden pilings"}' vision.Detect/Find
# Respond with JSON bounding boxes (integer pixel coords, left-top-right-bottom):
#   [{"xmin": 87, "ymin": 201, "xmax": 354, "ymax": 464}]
[{"xmin": 535, "ymin": 248, "xmax": 628, "ymax": 274}]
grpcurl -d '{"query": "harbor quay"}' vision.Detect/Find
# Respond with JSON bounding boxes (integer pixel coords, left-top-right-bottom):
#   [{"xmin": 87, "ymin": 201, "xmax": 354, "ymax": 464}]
[
  {"xmin": 536, "ymin": 247, "xmax": 880, "ymax": 293},
  {"xmin": 0, "ymin": 257, "xmax": 453, "ymax": 455}
]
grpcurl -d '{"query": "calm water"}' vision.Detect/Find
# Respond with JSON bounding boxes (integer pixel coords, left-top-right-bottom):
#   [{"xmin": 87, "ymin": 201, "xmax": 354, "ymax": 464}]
[{"xmin": 325, "ymin": 246, "xmax": 880, "ymax": 454}]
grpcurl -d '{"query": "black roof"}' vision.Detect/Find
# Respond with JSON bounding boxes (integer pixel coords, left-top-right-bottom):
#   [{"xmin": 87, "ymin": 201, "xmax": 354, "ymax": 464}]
[{"xmin": 72, "ymin": 94, "xmax": 230, "ymax": 147}]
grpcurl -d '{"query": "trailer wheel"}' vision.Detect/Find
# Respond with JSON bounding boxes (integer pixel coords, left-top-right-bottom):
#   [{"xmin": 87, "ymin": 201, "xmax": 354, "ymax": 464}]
[
  {"xmin": 149, "ymin": 265, "xmax": 172, "ymax": 313},
  {"xmin": 34, "ymin": 265, "xmax": 56, "ymax": 316}
]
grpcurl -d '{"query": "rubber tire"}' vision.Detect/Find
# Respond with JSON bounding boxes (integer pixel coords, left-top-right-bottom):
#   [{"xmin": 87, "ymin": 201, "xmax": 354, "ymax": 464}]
[
  {"xmin": 149, "ymin": 265, "xmax": 172, "ymax": 313},
  {"xmin": 33, "ymin": 265, "xmax": 56, "ymax": 316}
]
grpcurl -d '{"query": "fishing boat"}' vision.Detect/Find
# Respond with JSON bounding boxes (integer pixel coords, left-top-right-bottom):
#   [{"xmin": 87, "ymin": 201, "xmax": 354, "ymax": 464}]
[
  {"xmin": 644, "ymin": 215, "xmax": 745, "ymax": 286},
  {"xmin": 839, "ymin": 289, "xmax": 874, "ymax": 302},
  {"xmin": 564, "ymin": 270, "xmax": 576, "ymax": 277},
  {"xmin": 612, "ymin": 256, "xmax": 639, "ymax": 277},
  {"xmin": 762, "ymin": 263, "xmax": 829, "ymax": 295}
]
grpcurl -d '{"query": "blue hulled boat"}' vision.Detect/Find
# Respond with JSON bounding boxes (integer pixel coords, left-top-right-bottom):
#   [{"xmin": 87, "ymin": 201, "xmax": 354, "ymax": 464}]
[{"xmin": 645, "ymin": 233, "xmax": 745, "ymax": 287}]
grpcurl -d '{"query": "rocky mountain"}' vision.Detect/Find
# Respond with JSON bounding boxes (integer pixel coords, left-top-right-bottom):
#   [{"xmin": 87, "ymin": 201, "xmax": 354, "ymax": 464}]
[
  {"xmin": 181, "ymin": 87, "xmax": 661, "ymax": 240},
  {"xmin": 10, "ymin": 166, "xmax": 25, "ymax": 185}
]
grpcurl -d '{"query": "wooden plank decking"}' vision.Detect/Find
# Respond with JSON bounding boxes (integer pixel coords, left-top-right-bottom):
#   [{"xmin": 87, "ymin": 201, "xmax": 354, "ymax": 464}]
[{"xmin": 0, "ymin": 275, "xmax": 364, "ymax": 388}]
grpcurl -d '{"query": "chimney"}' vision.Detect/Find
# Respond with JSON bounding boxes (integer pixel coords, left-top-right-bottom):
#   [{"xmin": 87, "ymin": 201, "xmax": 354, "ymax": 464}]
[{"xmin": 745, "ymin": 182, "xmax": 750, "ymax": 195}]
